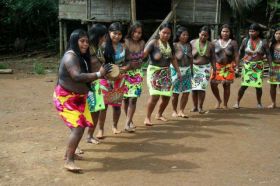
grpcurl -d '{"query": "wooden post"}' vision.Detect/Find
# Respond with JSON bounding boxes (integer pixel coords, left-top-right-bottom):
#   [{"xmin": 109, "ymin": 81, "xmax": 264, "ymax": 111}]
[
  {"xmin": 193, "ymin": 0, "xmax": 196, "ymax": 23},
  {"xmin": 214, "ymin": 0, "xmax": 220, "ymax": 39},
  {"xmin": 59, "ymin": 20, "xmax": 63, "ymax": 57},
  {"xmin": 131, "ymin": 0, "xmax": 136, "ymax": 24},
  {"xmin": 63, "ymin": 21, "xmax": 67, "ymax": 51},
  {"xmin": 172, "ymin": 0, "xmax": 176, "ymax": 38}
]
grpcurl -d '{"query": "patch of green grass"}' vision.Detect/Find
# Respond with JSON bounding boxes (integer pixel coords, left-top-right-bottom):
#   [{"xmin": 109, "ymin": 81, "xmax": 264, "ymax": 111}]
[
  {"xmin": 33, "ymin": 63, "xmax": 45, "ymax": 75},
  {"xmin": 0, "ymin": 63, "xmax": 8, "ymax": 69}
]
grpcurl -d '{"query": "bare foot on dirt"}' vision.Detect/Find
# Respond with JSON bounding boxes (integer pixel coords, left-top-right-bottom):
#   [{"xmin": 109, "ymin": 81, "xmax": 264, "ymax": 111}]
[
  {"xmin": 112, "ymin": 127, "xmax": 122, "ymax": 134},
  {"xmin": 257, "ymin": 104, "xmax": 263, "ymax": 109},
  {"xmin": 155, "ymin": 114, "xmax": 168, "ymax": 121},
  {"xmin": 124, "ymin": 126, "xmax": 135, "ymax": 133},
  {"xmin": 130, "ymin": 122, "xmax": 136, "ymax": 129},
  {"xmin": 172, "ymin": 111, "xmax": 178, "ymax": 117},
  {"xmin": 178, "ymin": 111, "xmax": 189, "ymax": 118},
  {"xmin": 87, "ymin": 137, "xmax": 100, "ymax": 144},
  {"xmin": 267, "ymin": 103, "xmax": 276, "ymax": 109},
  {"xmin": 64, "ymin": 162, "xmax": 82, "ymax": 172},
  {"xmin": 198, "ymin": 108, "xmax": 207, "ymax": 114},
  {"xmin": 75, "ymin": 147, "xmax": 83, "ymax": 154},
  {"xmin": 232, "ymin": 103, "xmax": 240, "ymax": 109},
  {"xmin": 215, "ymin": 101, "xmax": 222, "ymax": 109},
  {"xmin": 96, "ymin": 130, "xmax": 105, "ymax": 139},
  {"xmin": 190, "ymin": 108, "xmax": 198, "ymax": 112},
  {"xmin": 64, "ymin": 154, "xmax": 83, "ymax": 160},
  {"xmin": 144, "ymin": 118, "xmax": 153, "ymax": 126},
  {"xmin": 223, "ymin": 105, "xmax": 228, "ymax": 110}
]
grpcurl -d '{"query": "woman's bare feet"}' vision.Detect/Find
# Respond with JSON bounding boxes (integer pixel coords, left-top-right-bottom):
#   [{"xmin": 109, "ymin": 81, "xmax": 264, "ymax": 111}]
[
  {"xmin": 75, "ymin": 147, "xmax": 83, "ymax": 154},
  {"xmin": 198, "ymin": 108, "xmax": 206, "ymax": 114},
  {"xmin": 87, "ymin": 137, "xmax": 100, "ymax": 144},
  {"xmin": 112, "ymin": 127, "xmax": 122, "ymax": 134},
  {"xmin": 155, "ymin": 114, "xmax": 168, "ymax": 121},
  {"xmin": 172, "ymin": 111, "xmax": 178, "ymax": 117},
  {"xmin": 144, "ymin": 118, "xmax": 153, "ymax": 126},
  {"xmin": 267, "ymin": 103, "xmax": 276, "ymax": 109},
  {"xmin": 64, "ymin": 161, "xmax": 82, "ymax": 172},
  {"xmin": 223, "ymin": 105, "xmax": 228, "ymax": 110},
  {"xmin": 215, "ymin": 101, "xmax": 222, "ymax": 109},
  {"xmin": 178, "ymin": 111, "xmax": 189, "ymax": 118},
  {"xmin": 190, "ymin": 108, "xmax": 198, "ymax": 112},
  {"xmin": 257, "ymin": 104, "xmax": 263, "ymax": 109},
  {"xmin": 130, "ymin": 122, "xmax": 136, "ymax": 129},
  {"xmin": 64, "ymin": 154, "xmax": 83, "ymax": 160},
  {"xmin": 124, "ymin": 125, "xmax": 135, "ymax": 133},
  {"xmin": 232, "ymin": 103, "xmax": 240, "ymax": 109},
  {"xmin": 96, "ymin": 130, "xmax": 105, "ymax": 139}
]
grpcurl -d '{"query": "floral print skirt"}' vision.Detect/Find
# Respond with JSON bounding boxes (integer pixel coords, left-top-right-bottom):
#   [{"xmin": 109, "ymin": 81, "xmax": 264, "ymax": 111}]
[
  {"xmin": 123, "ymin": 68, "xmax": 143, "ymax": 98},
  {"xmin": 191, "ymin": 64, "xmax": 211, "ymax": 91},
  {"xmin": 241, "ymin": 60, "xmax": 264, "ymax": 88},
  {"xmin": 210, "ymin": 63, "xmax": 235, "ymax": 84},
  {"xmin": 53, "ymin": 85, "xmax": 93, "ymax": 128},
  {"xmin": 147, "ymin": 65, "xmax": 172, "ymax": 96}
]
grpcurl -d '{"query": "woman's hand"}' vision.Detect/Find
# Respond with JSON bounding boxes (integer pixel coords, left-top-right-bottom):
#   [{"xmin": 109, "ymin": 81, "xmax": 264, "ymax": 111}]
[{"xmin": 99, "ymin": 63, "xmax": 113, "ymax": 76}]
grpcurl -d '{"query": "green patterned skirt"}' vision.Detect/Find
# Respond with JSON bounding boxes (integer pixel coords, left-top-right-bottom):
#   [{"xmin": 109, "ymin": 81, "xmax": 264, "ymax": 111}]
[
  {"xmin": 87, "ymin": 80, "xmax": 105, "ymax": 112},
  {"xmin": 268, "ymin": 62, "xmax": 280, "ymax": 84},
  {"xmin": 147, "ymin": 65, "xmax": 172, "ymax": 96},
  {"xmin": 241, "ymin": 60, "xmax": 264, "ymax": 88}
]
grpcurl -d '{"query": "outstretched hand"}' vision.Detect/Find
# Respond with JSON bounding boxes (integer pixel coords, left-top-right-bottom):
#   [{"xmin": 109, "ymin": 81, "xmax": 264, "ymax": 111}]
[{"xmin": 99, "ymin": 63, "xmax": 113, "ymax": 76}]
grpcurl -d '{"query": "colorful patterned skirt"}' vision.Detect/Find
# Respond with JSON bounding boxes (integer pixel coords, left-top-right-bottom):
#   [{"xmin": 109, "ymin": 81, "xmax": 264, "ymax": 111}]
[
  {"xmin": 99, "ymin": 76, "xmax": 127, "ymax": 107},
  {"xmin": 191, "ymin": 64, "xmax": 211, "ymax": 91},
  {"xmin": 87, "ymin": 80, "xmax": 105, "ymax": 112},
  {"xmin": 268, "ymin": 62, "xmax": 280, "ymax": 84},
  {"xmin": 123, "ymin": 68, "xmax": 143, "ymax": 98},
  {"xmin": 210, "ymin": 63, "xmax": 235, "ymax": 84},
  {"xmin": 170, "ymin": 65, "xmax": 192, "ymax": 93},
  {"xmin": 147, "ymin": 65, "xmax": 172, "ymax": 96},
  {"xmin": 53, "ymin": 85, "xmax": 93, "ymax": 128},
  {"xmin": 241, "ymin": 60, "xmax": 264, "ymax": 88}
]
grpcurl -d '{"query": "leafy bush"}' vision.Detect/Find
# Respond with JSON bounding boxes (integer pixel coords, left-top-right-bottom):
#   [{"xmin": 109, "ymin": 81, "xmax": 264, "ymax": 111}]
[
  {"xmin": 33, "ymin": 63, "xmax": 45, "ymax": 75},
  {"xmin": 0, "ymin": 63, "xmax": 8, "ymax": 69}
]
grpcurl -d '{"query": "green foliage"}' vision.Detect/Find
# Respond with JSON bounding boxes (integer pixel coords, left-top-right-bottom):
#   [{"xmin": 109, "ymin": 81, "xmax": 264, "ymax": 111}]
[
  {"xmin": 0, "ymin": 63, "xmax": 8, "ymax": 69},
  {"xmin": 267, "ymin": 0, "xmax": 280, "ymax": 27},
  {"xmin": 225, "ymin": 0, "xmax": 262, "ymax": 15},
  {"xmin": 0, "ymin": 0, "xmax": 58, "ymax": 51},
  {"xmin": 33, "ymin": 63, "xmax": 45, "ymax": 75}
]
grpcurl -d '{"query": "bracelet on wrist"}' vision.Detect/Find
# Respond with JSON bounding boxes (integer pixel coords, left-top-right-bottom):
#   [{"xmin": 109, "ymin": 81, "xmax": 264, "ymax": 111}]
[{"xmin": 96, "ymin": 72, "xmax": 101, "ymax": 78}]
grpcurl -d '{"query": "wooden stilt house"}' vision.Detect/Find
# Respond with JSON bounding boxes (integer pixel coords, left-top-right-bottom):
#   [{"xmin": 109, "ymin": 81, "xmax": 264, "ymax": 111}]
[{"xmin": 59, "ymin": 0, "xmax": 232, "ymax": 55}]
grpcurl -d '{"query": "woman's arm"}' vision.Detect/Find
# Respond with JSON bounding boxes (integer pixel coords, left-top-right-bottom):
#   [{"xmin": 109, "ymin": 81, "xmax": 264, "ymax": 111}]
[{"xmin": 64, "ymin": 54, "xmax": 111, "ymax": 82}]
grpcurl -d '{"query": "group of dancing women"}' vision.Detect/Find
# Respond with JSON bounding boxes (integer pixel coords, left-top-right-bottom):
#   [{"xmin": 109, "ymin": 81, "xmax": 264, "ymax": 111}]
[{"xmin": 53, "ymin": 22, "xmax": 280, "ymax": 171}]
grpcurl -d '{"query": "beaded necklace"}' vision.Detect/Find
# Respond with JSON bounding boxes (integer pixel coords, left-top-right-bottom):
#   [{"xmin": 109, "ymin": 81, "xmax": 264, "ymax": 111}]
[
  {"xmin": 179, "ymin": 43, "xmax": 188, "ymax": 56},
  {"xmin": 158, "ymin": 39, "xmax": 172, "ymax": 59},
  {"xmin": 218, "ymin": 39, "xmax": 231, "ymax": 49},
  {"xmin": 196, "ymin": 39, "xmax": 208, "ymax": 56},
  {"xmin": 247, "ymin": 39, "xmax": 262, "ymax": 54}
]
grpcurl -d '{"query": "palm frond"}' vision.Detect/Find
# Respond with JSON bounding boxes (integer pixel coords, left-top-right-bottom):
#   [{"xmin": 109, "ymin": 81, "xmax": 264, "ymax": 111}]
[{"xmin": 224, "ymin": 0, "xmax": 262, "ymax": 14}]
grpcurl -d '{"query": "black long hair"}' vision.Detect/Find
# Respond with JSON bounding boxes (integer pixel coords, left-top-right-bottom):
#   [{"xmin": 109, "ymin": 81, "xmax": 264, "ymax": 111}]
[
  {"xmin": 199, "ymin": 26, "xmax": 211, "ymax": 41},
  {"xmin": 104, "ymin": 22, "xmax": 123, "ymax": 64},
  {"xmin": 174, "ymin": 26, "xmax": 188, "ymax": 43},
  {"xmin": 157, "ymin": 22, "xmax": 175, "ymax": 55},
  {"xmin": 88, "ymin": 23, "xmax": 107, "ymax": 48},
  {"xmin": 126, "ymin": 21, "xmax": 143, "ymax": 41},
  {"xmin": 248, "ymin": 23, "xmax": 264, "ymax": 39},
  {"xmin": 67, "ymin": 29, "xmax": 91, "ymax": 73},
  {"xmin": 218, "ymin": 24, "xmax": 234, "ymax": 40},
  {"xmin": 270, "ymin": 27, "xmax": 280, "ymax": 56}
]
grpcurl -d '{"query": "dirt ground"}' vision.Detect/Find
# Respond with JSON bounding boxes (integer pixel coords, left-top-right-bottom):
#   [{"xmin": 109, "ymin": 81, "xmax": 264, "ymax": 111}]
[{"xmin": 0, "ymin": 57, "xmax": 280, "ymax": 186}]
